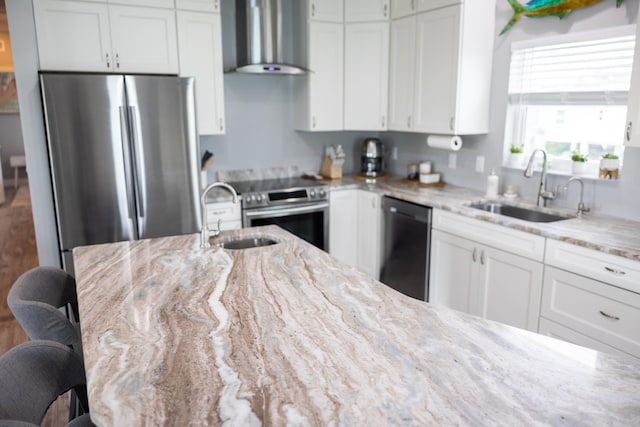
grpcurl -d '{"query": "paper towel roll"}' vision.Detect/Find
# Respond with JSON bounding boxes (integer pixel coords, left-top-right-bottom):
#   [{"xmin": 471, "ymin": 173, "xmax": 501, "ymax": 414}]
[{"xmin": 426, "ymin": 135, "xmax": 463, "ymax": 151}]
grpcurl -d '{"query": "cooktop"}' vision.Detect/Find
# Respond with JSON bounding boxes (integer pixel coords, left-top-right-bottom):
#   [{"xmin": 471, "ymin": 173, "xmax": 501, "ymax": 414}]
[
  {"xmin": 226, "ymin": 177, "xmax": 325, "ymax": 195},
  {"xmin": 226, "ymin": 177, "xmax": 329, "ymax": 209}
]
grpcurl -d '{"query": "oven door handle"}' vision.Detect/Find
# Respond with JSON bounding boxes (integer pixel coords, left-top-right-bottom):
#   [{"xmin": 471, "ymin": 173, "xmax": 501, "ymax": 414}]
[{"xmin": 244, "ymin": 202, "xmax": 329, "ymax": 219}]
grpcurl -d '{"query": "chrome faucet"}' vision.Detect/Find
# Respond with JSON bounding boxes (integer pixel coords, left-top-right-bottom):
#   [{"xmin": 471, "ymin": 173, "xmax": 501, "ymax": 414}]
[
  {"xmin": 200, "ymin": 182, "xmax": 238, "ymax": 248},
  {"xmin": 564, "ymin": 177, "xmax": 590, "ymax": 215},
  {"xmin": 524, "ymin": 149, "xmax": 555, "ymax": 207}
]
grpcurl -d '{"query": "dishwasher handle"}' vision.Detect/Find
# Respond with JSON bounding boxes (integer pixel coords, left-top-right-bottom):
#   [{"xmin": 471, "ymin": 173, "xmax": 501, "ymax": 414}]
[{"xmin": 387, "ymin": 206, "xmax": 431, "ymax": 224}]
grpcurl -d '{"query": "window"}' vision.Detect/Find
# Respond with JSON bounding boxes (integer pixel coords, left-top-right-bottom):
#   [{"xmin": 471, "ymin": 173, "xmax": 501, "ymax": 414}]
[{"xmin": 504, "ymin": 26, "xmax": 636, "ymax": 177}]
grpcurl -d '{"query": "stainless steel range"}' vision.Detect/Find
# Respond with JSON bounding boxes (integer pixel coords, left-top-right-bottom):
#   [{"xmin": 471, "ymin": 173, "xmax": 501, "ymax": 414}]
[{"xmin": 227, "ymin": 178, "xmax": 329, "ymax": 250}]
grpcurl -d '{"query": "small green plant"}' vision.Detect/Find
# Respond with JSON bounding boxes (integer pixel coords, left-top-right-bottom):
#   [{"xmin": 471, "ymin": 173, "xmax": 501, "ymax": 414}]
[
  {"xmin": 601, "ymin": 152, "xmax": 619, "ymax": 160},
  {"xmin": 510, "ymin": 144, "xmax": 524, "ymax": 153},
  {"xmin": 571, "ymin": 150, "xmax": 588, "ymax": 162}
]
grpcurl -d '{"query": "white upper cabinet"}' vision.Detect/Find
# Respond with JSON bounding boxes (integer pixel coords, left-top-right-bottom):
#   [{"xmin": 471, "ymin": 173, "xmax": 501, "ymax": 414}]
[
  {"xmin": 344, "ymin": 22, "xmax": 389, "ymax": 130},
  {"xmin": 108, "ymin": 5, "xmax": 178, "ymax": 73},
  {"xmin": 391, "ymin": 0, "xmax": 415, "ymax": 18},
  {"xmin": 109, "ymin": 0, "xmax": 174, "ymax": 8},
  {"xmin": 33, "ymin": 0, "xmax": 112, "ymax": 72},
  {"xmin": 345, "ymin": 0, "xmax": 389, "ymax": 22},
  {"xmin": 33, "ymin": 0, "xmax": 178, "ymax": 74},
  {"xmin": 309, "ymin": 0, "xmax": 343, "ymax": 22},
  {"xmin": 625, "ymin": 12, "xmax": 640, "ymax": 146},
  {"xmin": 177, "ymin": 11, "xmax": 225, "ymax": 135},
  {"xmin": 388, "ymin": 16, "xmax": 416, "ymax": 131},
  {"xmin": 295, "ymin": 21, "xmax": 344, "ymax": 131},
  {"xmin": 175, "ymin": 0, "xmax": 219, "ymax": 13},
  {"xmin": 416, "ymin": 0, "xmax": 461, "ymax": 12},
  {"xmin": 388, "ymin": 0, "xmax": 495, "ymax": 134}
]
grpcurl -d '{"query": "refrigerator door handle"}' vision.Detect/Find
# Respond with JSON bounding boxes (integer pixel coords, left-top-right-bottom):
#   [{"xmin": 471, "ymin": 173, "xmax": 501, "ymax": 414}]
[
  {"xmin": 128, "ymin": 106, "xmax": 145, "ymax": 219},
  {"xmin": 119, "ymin": 106, "xmax": 138, "ymax": 236}
]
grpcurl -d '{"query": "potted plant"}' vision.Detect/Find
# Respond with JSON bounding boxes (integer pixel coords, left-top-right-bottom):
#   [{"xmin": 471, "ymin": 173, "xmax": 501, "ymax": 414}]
[
  {"xmin": 599, "ymin": 152, "xmax": 620, "ymax": 179},
  {"xmin": 509, "ymin": 144, "xmax": 525, "ymax": 167},
  {"xmin": 571, "ymin": 150, "xmax": 588, "ymax": 174}
]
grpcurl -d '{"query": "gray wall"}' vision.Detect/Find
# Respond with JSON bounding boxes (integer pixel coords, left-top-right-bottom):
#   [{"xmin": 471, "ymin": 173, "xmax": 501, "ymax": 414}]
[
  {"xmin": 387, "ymin": 1, "xmax": 640, "ymax": 221},
  {"xmin": 0, "ymin": 114, "xmax": 24, "ymax": 181}
]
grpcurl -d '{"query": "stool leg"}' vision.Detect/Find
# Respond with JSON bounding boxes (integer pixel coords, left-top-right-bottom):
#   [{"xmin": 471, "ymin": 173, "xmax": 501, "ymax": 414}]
[{"xmin": 14, "ymin": 167, "xmax": 18, "ymax": 191}]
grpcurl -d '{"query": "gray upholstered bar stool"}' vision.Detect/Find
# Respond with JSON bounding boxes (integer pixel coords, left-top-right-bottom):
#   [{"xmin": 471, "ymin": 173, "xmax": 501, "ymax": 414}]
[
  {"xmin": 7, "ymin": 266, "xmax": 82, "ymax": 353},
  {"xmin": 0, "ymin": 340, "xmax": 95, "ymax": 426}
]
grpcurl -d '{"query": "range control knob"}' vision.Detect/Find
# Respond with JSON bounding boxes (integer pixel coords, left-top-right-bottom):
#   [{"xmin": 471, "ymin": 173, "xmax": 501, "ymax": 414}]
[
  {"xmin": 247, "ymin": 195, "xmax": 255, "ymax": 204},
  {"xmin": 309, "ymin": 190, "xmax": 316, "ymax": 198},
  {"xmin": 260, "ymin": 194, "xmax": 267, "ymax": 203},
  {"xmin": 318, "ymin": 189, "xmax": 326, "ymax": 198}
]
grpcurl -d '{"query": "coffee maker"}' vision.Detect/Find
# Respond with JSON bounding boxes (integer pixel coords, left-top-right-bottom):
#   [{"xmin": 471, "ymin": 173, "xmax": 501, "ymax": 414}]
[{"xmin": 361, "ymin": 138, "xmax": 384, "ymax": 177}]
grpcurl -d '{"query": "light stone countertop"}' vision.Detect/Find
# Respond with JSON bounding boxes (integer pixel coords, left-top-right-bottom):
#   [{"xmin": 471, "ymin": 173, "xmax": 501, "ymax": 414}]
[
  {"xmin": 74, "ymin": 226, "xmax": 640, "ymax": 426},
  {"xmin": 325, "ymin": 176, "xmax": 640, "ymax": 261}
]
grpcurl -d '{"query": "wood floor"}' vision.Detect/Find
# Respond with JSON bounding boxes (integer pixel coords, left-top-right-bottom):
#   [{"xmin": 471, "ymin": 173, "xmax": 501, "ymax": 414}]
[{"xmin": 0, "ymin": 185, "xmax": 69, "ymax": 426}]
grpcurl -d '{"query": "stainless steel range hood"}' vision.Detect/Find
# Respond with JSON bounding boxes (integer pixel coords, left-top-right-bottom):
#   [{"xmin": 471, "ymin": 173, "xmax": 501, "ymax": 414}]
[{"xmin": 235, "ymin": 0, "xmax": 306, "ymax": 75}]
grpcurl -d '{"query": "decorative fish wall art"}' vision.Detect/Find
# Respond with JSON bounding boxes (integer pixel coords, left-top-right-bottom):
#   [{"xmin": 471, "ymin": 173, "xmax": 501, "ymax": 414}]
[{"xmin": 500, "ymin": 0, "xmax": 625, "ymax": 35}]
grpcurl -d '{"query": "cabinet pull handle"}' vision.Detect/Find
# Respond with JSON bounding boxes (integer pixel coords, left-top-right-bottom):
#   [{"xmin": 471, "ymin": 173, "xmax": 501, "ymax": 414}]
[
  {"xmin": 381, "ymin": 116, "xmax": 386, "ymax": 128},
  {"xmin": 219, "ymin": 117, "xmax": 223, "ymax": 131},
  {"xmin": 604, "ymin": 266, "xmax": 626, "ymax": 275},
  {"xmin": 106, "ymin": 53, "xmax": 110, "ymax": 69},
  {"xmin": 450, "ymin": 117, "xmax": 454, "ymax": 131},
  {"xmin": 116, "ymin": 53, "xmax": 120, "ymax": 69},
  {"xmin": 311, "ymin": 3, "xmax": 315, "ymax": 17},
  {"xmin": 407, "ymin": 116, "xmax": 412, "ymax": 129},
  {"xmin": 599, "ymin": 310, "xmax": 620, "ymax": 321},
  {"xmin": 626, "ymin": 121, "xmax": 632, "ymax": 141},
  {"xmin": 411, "ymin": 0, "xmax": 415, "ymax": 10},
  {"xmin": 480, "ymin": 250, "xmax": 485, "ymax": 265},
  {"xmin": 472, "ymin": 248, "xmax": 477, "ymax": 263},
  {"xmin": 383, "ymin": 3, "xmax": 388, "ymax": 17},
  {"xmin": 214, "ymin": 0, "xmax": 219, "ymax": 10},
  {"xmin": 312, "ymin": 116, "xmax": 316, "ymax": 128}
]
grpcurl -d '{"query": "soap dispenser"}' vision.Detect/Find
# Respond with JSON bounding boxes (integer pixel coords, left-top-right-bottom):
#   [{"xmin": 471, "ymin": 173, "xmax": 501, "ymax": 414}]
[{"xmin": 486, "ymin": 169, "xmax": 499, "ymax": 198}]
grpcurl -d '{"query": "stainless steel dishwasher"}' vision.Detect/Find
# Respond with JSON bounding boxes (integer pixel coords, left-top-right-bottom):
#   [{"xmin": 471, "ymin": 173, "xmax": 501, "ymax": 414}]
[{"xmin": 379, "ymin": 196, "xmax": 432, "ymax": 301}]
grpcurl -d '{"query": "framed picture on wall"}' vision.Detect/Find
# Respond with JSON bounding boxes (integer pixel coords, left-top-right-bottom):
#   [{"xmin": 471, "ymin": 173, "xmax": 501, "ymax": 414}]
[{"xmin": 0, "ymin": 73, "xmax": 18, "ymax": 114}]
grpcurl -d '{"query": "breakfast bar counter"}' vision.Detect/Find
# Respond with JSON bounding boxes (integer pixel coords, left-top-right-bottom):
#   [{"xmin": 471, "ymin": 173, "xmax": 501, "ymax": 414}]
[{"xmin": 74, "ymin": 226, "xmax": 640, "ymax": 426}]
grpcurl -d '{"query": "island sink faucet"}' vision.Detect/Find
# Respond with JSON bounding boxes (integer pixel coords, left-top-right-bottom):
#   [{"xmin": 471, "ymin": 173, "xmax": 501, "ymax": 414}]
[
  {"xmin": 200, "ymin": 182, "xmax": 238, "ymax": 248},
  {"xmin": 564, "ymin": 176, "xmax": 590, "ymax": 215},
  {"xmin": 524, "ymin": 148, "xmax": 555, "ymax": 207}
]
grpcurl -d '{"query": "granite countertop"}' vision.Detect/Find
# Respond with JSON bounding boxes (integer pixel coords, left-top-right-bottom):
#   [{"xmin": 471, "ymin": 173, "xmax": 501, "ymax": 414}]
[
  {"xmin": 74, "ymin": 226, "xmax": 640, "ymax": 426},
  {"xmin": 325, "ymin": 176, "xmax": 640, "ymax": 262}
]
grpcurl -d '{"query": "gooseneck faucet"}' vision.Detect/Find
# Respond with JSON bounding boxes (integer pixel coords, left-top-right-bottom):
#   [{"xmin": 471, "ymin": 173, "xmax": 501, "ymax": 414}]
[
  {"xmin": 564, "ymin": 177, "xmax": 590, "ymax": 215},
  {"xmin": 524, "ymin": 149, "xmax": 555, "ymax": 207},
  {"xmin": 200, "ymin": 182, "xmax": 238, "ymax": 248}
]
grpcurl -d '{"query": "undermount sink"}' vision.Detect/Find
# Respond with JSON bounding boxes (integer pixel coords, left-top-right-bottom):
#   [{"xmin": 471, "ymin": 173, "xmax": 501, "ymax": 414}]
[
  {"xmin": 214, "ymin": 237, "xmax": 279, "ymax": 250},
  {"xmin": 467, "ymin": 202, "xmax": 573, "ymax": 223}
]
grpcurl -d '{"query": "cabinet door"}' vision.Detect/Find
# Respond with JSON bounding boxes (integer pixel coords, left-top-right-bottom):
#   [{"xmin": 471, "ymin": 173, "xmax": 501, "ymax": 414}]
[
  {"xmin": 108, "ymin": 0, "xmax": 175, "ymax": 8},
  {"xmin": 345, "ymin": 0, "xmax": 389, "ymax": 22},
  {"xmin": 391, "ymin": 0, "xmax": 416, "ymax": 18},
  {"xmin": 476, "ymin": 245, "xmax": 543, "ymax": 332},
  {"xmin": 109, "ymin": 5, "xmax": 179, "ymax": 74},
  {"xmin": 413, "ymin": 5, "xmax": 460, "ymax": 134},
  {"xmin": 309, "ymin": 0, "xmax": 343, "ymax": 22},
  {"xmin": 356, "ymin": 191, "xmax": 381, "ymax": 279},
  {"xmin": 329, "ymin": 190, "xmax": 358, "ymax": 267},
  {"xmin": 344, "ymin": 22, "xmax": 389, "ymax": 130},
  {"xmin": 309, "ymin": 22, "xmax": 344, "ymax": 131},
  {"xmin": 33, "ymin": 0, "xmax": 112, "ymax": 72},
  {"xmin": 625, "ymin": 11, "xmax": 640, "ymax": 146},
  {"xmin": 177, "ymin": 11, "xmax": 225, "ymax": 135},
  {"xmin": 388, "ymin": 16, "xmax": 416, "ymax": 131},
  {"xmin": 176, "ymin": 0, "xmax": 220, "ymax": 13},
  {"xmin": 428, "ymin": 230, "xmax": 474, "ymax": 313},
  {"xmin": 416, "ymin": 0, "xmax": 461, "ymax": 13}
]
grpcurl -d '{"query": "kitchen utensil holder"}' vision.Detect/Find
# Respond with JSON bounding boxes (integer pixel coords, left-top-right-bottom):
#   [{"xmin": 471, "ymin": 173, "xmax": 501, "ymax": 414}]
[{"xmin": 320, "ymin": 156, "xmax": 342, "ymax": 179}]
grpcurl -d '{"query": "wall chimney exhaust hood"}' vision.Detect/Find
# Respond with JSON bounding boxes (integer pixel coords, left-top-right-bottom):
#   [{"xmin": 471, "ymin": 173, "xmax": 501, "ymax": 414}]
[{"xmin": 235, "ymin": 0, "xmax": 306, "ymax": 75}]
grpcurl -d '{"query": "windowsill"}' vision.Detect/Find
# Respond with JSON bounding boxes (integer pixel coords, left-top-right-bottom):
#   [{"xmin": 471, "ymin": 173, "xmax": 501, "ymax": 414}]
[{"xmin": 501, "ymin": 164, "xmax": 621, "ymax": 182}]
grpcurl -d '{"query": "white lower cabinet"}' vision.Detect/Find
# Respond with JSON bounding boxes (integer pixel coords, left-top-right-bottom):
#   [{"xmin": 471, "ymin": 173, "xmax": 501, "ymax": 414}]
[
  {"xmin": 540, "ymin": 265, "xmax": 640, "ymax": 358},
  {"xmin": 329, "ymin": 189, "xmax": 381, "ymax": 279},
  {"xmin": 429, "ymin": 210, "xmax": 544, "ymax": 332}
]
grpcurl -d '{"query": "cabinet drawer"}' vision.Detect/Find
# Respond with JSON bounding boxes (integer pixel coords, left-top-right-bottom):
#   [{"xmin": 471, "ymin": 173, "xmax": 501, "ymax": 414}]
[
  {"xmin": 541, "ymin": 266, "xmax": 640, "ymax": 357},
  {"xmin": 545, "ymin": 239, "xmax": 640, "ymax": 294},
  {"xmin": 432, "ymin": 209, "xmax": 545, "ymax": 261},
  {"xmin": 538, "ymin": 318, "xmax": 632, "ymax": 359}
]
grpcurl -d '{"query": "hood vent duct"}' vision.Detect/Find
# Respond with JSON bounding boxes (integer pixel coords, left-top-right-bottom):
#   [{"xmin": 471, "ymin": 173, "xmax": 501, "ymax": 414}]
[{"xmin": 235, "ymin": 0, "xmax": 307, "ymax": 75}]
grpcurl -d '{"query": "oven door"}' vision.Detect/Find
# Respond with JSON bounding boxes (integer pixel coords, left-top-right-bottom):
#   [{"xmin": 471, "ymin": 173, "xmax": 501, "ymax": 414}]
[{"xmin": 243, "ymin": 202, "xmax": 329, "ymax": 251}]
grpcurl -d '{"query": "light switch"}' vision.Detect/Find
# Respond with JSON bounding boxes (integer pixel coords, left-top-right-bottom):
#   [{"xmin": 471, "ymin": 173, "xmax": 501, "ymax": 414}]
[{"xmin": 448, "ymin": 153, "xmax": 457, "ymax": 169}]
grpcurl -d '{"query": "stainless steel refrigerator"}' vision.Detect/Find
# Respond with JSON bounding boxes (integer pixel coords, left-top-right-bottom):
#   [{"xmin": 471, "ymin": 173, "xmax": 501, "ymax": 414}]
[{"xmin": 40, "ymin": 73, "xmax": 202, "ymax": 273}]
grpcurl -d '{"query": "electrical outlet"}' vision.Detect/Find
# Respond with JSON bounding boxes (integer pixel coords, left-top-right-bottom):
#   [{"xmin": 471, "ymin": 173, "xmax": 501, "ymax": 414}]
[
  {"xmin": 448, "ymin": 153, "xmax": 457, "ymax": 169},
  {"xmin": 392, "ymin": 146, "xmax": 398, "ymax": 160},
  {"xmin": 476, "ymin": 156, "xmax": 485, "ymax": 173}
]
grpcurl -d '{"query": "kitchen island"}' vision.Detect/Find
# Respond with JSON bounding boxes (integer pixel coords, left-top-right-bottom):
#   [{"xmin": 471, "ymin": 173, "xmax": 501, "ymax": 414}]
[{"xmin": 74, "ymin": 226, "xmax": 640, "ymax": 426}]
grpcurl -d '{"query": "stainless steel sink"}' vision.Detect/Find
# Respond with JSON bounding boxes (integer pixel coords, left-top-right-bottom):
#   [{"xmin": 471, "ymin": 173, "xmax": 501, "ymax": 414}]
[
  {"xmin": 215, "ymin": 237, "xmax": 279, "ymax": 250},
  {"xmin": 467, "ymin": 202, "xmax": 573, "ymax": 223}
]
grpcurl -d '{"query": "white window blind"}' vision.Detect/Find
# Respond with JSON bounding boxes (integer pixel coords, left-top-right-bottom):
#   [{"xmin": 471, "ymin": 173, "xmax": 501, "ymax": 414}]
[{"xmin": 508, "ymin": 29, "xmax": 636, "ymax": 106}]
